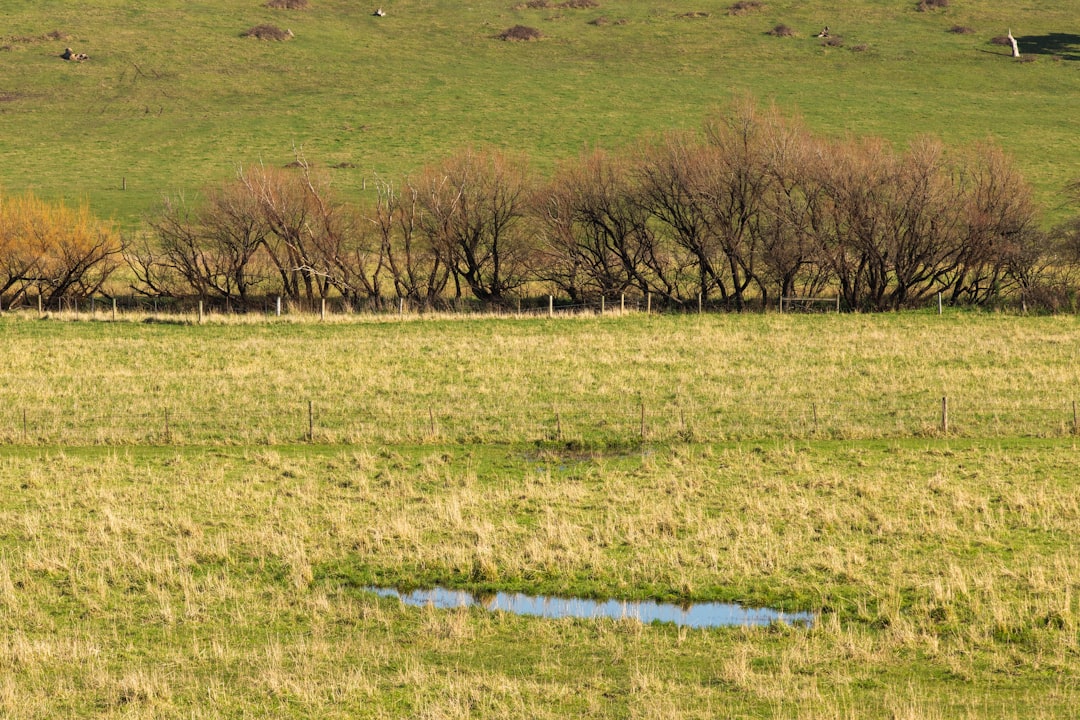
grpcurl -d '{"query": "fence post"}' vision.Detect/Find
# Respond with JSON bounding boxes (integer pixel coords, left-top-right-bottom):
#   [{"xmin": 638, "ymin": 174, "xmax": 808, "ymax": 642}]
[
  {"xmin": 698, "ymin": 292, "xmax": 702, "ymax": 314},
  {"xmin": 276, "ymin": 296, "xmax": 282, "ymax": 317},
  {"xmin": 646, "ymin": 293, "xmax": 651, "ymax": 315},
  {"xmin": 549, "ymin": 295, "xmax": 553, "ymax": 318},
  {"xmin": 600, "ymin": 296, "xmax": 605, "ymax": 315},
  {"xmin": 938, "ymin": 292, "xmax": 942, "ymax": 315},
  {"xmin": 941, "ymin": 396, "xmax": 948, "ymax": 435},
  {"xmin": 621, "ymin": 293, "xmax": 625, "ymax": 314},
  {"xmin": 320, "ymin": 298, "xmax": 326, "ymax": 321},
  {"xmin": 112, "ymin": 298, "xmax": 117, "ymax": 321},
  {"xmin": 198, "ymin": 301, "xmax": 204, "ymax": 324},
  {"xmin": 38, "ymin": 294, "xmax": 43, "ymax": 318}
]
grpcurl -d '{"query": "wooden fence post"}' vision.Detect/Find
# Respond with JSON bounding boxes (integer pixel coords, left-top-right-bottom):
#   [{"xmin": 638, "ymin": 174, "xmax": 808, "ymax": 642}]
[
  {"xmin": 646, "ymin": 293, "xmax": 652, "ymax": 315},
  {"xmin": 600, "ymin": 296, "xmax": 605, "ymax": 315},
  {"xmin": 320, "ymin": 298, "xmax": 326, "ymax": 321},
  {"xmin": 112, "ymin": 298, "xmax": 117, "ymax": 321},
  {"xmin": 640, "ymin": 399, "xmax": 646, "ymax": 441},
  {"xmin": 549, "ymin": 295, "xmax": 553, "ymax": 318},
  {"xmin": 276, "ymin": 296, "xmax": 282, "ymax": 317},
  {"xmin": 198, "ymin": 301, "xmax": 204, "ymax": 324},
  {"xmin": 621, "ymin": 293, "xmax": 625, "ymax": 314},
  {"xmin": 38, "ymin": 294, "xmax": 43, "ymax": 318},
  {"xmin": 941, "ymin": 396, "xmax": 948, "ymax": 435}
]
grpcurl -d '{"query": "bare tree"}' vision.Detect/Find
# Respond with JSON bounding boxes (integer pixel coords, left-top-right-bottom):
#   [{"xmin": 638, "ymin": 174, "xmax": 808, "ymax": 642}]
[{"xmin": 410, "ymin": 149, "xmax": 534, "ymax": 304}]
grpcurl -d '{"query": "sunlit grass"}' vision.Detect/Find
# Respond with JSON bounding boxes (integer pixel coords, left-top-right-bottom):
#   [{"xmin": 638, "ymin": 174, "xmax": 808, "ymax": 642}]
[
  {"xmin": 1, "ymin": 441, "xmax": 1078, "ymax": 717},
  {"xmin": 0, "ymin": 311, "xmax": 1078, "ymax": 443}
]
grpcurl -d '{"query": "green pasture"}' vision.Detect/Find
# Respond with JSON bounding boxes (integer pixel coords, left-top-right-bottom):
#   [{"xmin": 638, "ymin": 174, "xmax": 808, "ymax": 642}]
[
  {"xmin": 2, "ymin": 312, "xmax": 1080, "ymax": 716},
  {"xmin": 1, "ymin": 0, "xmax": 1078, "ymax": 228},
  {"xmin": 1, "ymin": 310, "xmax": 1079, "ymax": 443},
  {"xmin": 1, "ymin": 440, "xmax": 1078, "ymax": 717}
]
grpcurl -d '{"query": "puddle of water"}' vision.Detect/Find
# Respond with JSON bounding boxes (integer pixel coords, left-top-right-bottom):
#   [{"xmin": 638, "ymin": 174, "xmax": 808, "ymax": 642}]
[{"xmin": 367, "ymin": 586, "xmax": 813, "ymax": 628}]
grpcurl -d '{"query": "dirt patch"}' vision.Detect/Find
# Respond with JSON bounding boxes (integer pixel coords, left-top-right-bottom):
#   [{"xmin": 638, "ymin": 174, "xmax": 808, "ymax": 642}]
[
  {"xmin": 514, "ymin": 0, "xmax": 598, "ymax": 8},
  {"xmin": 497, "ymin": 25, "xmax": 543, "ymax": 41},
  {"xmin": 241, "ymin": 25, "xmax": 294, "ymax": 41},
  {"xmin": 728, "ymin": 1, "xmax": 763, "ymax": 16},
  {"xmin": 767, "ymin": 24, "xmax": 795, "ymax": 37},
  {"xmin": 948, "ymin": 25, "xmax": 974, "ymax": 34}
]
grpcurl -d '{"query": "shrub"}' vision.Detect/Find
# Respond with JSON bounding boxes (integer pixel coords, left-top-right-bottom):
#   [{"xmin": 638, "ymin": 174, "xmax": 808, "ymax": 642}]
[
  {"xmin": 266, "ymin": 0, "xmax": 309, "ymax": 7},
  {"xmin": 241, "ymin": 24, "xmax": 293, "ymax": 41},
  {"xmin": 767, "ymin": 24, "xmax": 794, "ymax": 37},
  {"xmin": 497, "ymin": 25, "xmax": 543, "ymax": 41},
  {"xmin": 947, "ymin": 25, "xmax": 974, "ymax": 34},
  {"xmin": 728, "ymin": 1, "xmax": 763, "ymax": 16}
]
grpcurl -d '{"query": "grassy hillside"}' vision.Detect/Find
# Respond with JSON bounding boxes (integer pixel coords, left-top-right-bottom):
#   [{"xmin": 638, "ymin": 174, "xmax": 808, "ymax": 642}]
[{"xmin": 1, "ymin": 0, "xmax": 1078, "ymax": 227}]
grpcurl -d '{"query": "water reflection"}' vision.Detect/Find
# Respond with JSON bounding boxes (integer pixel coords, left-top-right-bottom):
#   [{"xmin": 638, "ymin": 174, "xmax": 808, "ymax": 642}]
[{"xmin": 367, "ymin": 586, "xmax": 813, "ymax": 628}]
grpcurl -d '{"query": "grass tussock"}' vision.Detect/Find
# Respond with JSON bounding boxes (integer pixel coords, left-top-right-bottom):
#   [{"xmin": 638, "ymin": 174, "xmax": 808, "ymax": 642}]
[
  {"xmin": 678, "ymin": 11, "xmax": 710, "ymax": 18},
  {"xmin": 947, "ymin": 24, "xmax": 974, "ymax": 34},
  {"xmin": 241, "ymin": 24, "xmax": 294, "ymax": 40},
  {"xmin": 916, "ymin": 0, "xmax": 948, "ymax": 10},
  {"xmin": 767, "ymin": 23, "xmax": 795, "ymax": 37}
]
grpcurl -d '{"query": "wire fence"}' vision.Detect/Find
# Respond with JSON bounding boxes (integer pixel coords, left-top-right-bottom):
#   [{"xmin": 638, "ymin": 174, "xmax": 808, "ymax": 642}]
[{"xmin": 1, "ymin": 395, "xmax": 1077, "ymax": 446}]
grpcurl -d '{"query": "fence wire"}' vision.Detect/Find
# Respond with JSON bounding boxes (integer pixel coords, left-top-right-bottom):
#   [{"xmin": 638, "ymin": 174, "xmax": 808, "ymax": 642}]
[{"xmin": 1, "ymin": 396, "xmax": 1077, "ymax": 446}]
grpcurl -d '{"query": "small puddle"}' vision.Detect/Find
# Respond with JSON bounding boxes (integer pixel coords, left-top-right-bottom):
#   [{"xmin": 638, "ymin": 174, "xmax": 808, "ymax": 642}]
[{"xmin": 367, "ymin": 586, "xmax": 813, "ymax": 628}]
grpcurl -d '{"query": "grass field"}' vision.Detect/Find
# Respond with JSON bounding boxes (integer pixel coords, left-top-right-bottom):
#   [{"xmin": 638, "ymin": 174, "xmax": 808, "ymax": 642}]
[
  {"xmin": 2, "ymin": 0, "xmax": 1079, "ymax": 227},
  {"xmin": 2, "ymin": 441, "xmax": 1079, "ymax": 717},
  {"xmin": 1, "ymin": 312, "xmax": 1079, "ymax": 716},
  {"xmin": 1, "ymin": 309, "xmax": 1079, "ymax": 443}
]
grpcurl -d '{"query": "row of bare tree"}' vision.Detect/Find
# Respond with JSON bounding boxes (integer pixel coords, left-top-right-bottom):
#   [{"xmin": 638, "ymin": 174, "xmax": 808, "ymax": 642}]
[{"xmin": 118, "ymin": 101, "xmax": 1080, "ymax": 311}]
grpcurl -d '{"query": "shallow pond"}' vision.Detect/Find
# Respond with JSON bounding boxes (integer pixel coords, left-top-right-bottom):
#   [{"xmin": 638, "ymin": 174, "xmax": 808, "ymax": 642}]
[{"xmin": 367, "ymin": 586, "xmax": 813, "ymax": 628}]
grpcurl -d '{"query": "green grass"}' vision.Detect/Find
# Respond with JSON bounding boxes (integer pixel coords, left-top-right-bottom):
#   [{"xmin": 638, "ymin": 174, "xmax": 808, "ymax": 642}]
[
  {"xmin": 2, "ymin": 311, "xmax": 1080, "ymax": 716},
  {"xmin": 1, "ymin": 0, "xmax": 1079, "ymax": 228},
  {"xmin": 2, "ymin": 440, "xmax": 1079, "ymax": 717},
  {"xmin": 1, "ymin": 310, "xmax": 1078, "ymax": 443}
]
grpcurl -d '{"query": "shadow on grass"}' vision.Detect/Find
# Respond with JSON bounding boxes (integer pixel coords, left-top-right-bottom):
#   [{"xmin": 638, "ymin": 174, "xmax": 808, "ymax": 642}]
[{"xmin": 1015, "ymin": 33, "xmax": 1080, "ymax": 61}]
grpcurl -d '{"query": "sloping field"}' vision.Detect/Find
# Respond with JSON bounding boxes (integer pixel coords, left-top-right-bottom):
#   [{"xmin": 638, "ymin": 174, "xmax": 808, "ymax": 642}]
[{"xmin": 1, "ymin": 0, "xmax": 1078, "ymax": 225}]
